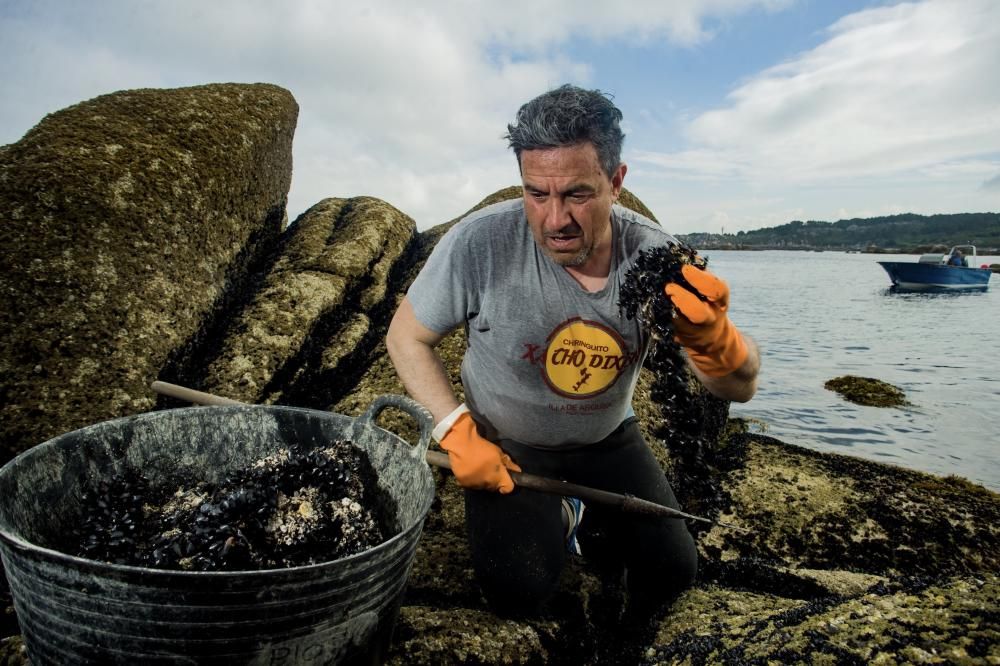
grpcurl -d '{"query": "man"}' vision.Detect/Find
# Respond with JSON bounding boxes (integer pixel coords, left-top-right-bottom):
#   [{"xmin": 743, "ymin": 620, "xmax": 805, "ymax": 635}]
[
  {"xmin": 948, "ymin": 249, "xmax": 968, "ymax": 267},
  {"xmin": 386, "ymin": 84, "xmax": 760, "ymax": 620}
]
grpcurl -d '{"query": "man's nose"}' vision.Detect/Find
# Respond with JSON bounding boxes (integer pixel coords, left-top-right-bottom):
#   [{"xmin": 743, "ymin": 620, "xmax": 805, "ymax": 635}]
[{"xmin": 544, "ymin": 197, "xmax": 571, "ymax": 230}]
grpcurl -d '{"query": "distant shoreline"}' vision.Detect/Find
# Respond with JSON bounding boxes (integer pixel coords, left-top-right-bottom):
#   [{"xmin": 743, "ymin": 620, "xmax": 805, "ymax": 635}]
[
  {"xmin": 675, "ymin": 211, "xmax": 1000, "ymax": 255},
  {"xmin": 682, "ymin": 243, "xmax": 1000, "ymax": 255}
]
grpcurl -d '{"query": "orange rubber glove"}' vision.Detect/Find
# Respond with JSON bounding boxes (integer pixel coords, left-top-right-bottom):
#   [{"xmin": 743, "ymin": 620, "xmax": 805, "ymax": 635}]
[
  {"xmin": 432, "ymin": 404, "xmax": 521, "ymax": 494},
  {"xmin": 664, "ymin": 264, "xmax": 748, "ymax": 377}
]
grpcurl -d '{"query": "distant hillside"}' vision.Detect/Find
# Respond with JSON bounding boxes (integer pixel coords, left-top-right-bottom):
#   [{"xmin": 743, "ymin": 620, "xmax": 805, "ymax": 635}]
[{"xmin": 680, "ymin": 212, "xmax": 1000, "ymax": 253}]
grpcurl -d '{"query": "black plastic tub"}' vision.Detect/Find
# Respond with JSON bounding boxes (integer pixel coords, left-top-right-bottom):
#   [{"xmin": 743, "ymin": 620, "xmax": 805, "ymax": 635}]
[{"xmin": 0, "ymin": 396, "xmax": 435, "ymax": 665}]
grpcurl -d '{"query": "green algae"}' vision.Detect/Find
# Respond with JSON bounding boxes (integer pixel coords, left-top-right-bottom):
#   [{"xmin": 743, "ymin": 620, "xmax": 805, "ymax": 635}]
[{"xmin": 824, "ymin": 375, "xmax": 910, "ymax": 407}]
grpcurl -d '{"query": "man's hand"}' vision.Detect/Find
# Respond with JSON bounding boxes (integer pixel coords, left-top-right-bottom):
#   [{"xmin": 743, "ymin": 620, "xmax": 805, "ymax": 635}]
[
  {"xmin": 664, "ymin": 264, "xmax": 748, "ymax": 377},
  {"xmin": 433, "ymin": 405, "xmax": 521, "ymax": 494}
]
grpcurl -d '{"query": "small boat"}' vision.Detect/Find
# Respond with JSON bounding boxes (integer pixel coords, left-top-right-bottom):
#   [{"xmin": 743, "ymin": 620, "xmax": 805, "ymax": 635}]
[{"xmin": 878, "ymin": 245, "xmax": 992, "ymax": 291}]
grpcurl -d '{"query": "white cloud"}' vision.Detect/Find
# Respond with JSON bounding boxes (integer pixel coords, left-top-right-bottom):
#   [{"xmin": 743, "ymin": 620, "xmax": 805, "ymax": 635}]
[
  {"xmin": 640, "ymin": 0, "xmax": 1000, "ymax": 184},
  {"xmin": 0, "ymin": 0, "xmax": 792, "ymax": 229},
  {"xmin": 469, "ymin": 0, "xmax": 794, "ymax": 48},
  {"xmin": 631, "ymin": 148, "xmax": 750, "ymax": 179}
]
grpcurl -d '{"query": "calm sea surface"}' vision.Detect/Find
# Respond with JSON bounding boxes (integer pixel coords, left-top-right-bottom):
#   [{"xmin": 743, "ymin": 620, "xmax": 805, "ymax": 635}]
[{"xmin": 700, "ymin": 250, "xmax": 999, "ymax": 492}]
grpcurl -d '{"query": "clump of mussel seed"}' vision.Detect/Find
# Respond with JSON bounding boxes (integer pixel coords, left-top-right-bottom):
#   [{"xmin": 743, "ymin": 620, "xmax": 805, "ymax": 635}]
[
  {"xmin": 619, "ymin": 240, "xmax": 708, "ymax": 343},
  {"xmin": 620, "ymin": 242, "xmax": 742, "ymax": 539},
  {"xmin": 619, "ymin": 241, "xmax": 713, "ymax": 436},
  {"xmin": 65, "ymin": 440, "xmax": 397, "ymax": 571}
]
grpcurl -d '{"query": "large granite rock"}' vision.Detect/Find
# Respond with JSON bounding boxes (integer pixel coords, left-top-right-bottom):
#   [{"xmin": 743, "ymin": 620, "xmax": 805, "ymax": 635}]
[
  {"xmin": 0, "ymin": 89, "xmax": 997, "ymax": 664},
  {"xmin": 165, "ymin": 195, "xmax": 417, "ymax": 409},
  {"xmin": 0, "ymin": 83, "xmax": 297, "ymax": 461}
]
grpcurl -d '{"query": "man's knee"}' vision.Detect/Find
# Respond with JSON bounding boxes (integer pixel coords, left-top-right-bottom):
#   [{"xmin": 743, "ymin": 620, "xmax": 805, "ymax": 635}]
[
  {"xmin": 464, "ymin": 488, "xmax": 566, "ymax": 618},
  {"xmin": 663, "ymin": 539, "xmax": 698, "ymax": 595},
  {"xmin": 640, "ymin": 533, "xmax": 697, "ymax": 597},
  {"xmin": 623, "ymin": 551, "xmax": 697, "ymax": 623},
  {"xmin": 475, "ymin": 560, "xmax": 562, "ymax": 618}
]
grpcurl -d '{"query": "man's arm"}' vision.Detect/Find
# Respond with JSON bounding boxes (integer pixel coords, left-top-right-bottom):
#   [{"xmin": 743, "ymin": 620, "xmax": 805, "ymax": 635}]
[
  {"xmin": 385, "ymin": 296, "xmax": 461, "ymax": 425},
  {"xmin": 386, "ymin": 296, "xmax": 521, "ymax": 493},
  {"xmin": 688, "ymin": 334, "xmax": 760, "ymax": 403}
]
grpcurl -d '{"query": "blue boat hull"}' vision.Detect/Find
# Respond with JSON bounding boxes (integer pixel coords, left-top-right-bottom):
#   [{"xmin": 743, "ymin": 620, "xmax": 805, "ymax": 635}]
[{"xmin": 878, "ymin": 262, "xmax": 991, "ymax": 290}]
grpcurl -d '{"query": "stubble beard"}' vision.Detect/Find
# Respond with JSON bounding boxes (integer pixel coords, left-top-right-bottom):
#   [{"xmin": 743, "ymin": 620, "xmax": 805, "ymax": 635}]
[
  {"xmin": 547, "ymin": 240, "xmax": 593, "ymax": 267},
  {"xmin": 563, "ymin": 245, "xmax": 592, "ymax": 267}
]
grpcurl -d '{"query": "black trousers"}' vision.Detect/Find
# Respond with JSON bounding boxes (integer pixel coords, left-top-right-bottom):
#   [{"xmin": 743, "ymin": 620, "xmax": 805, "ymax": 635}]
[{"xmin": 463, "ymin": 418, "xmax": 698, "ymax": 618}]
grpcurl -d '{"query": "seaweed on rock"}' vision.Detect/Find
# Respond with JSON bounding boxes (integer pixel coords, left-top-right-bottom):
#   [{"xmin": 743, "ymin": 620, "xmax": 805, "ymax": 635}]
[{"xmin": 824, "ymin": 375, "xmax": 910, "ymax": 408}]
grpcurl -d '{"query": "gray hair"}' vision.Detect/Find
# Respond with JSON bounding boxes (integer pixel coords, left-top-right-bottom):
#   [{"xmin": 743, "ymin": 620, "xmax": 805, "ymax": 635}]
[{"xmin": 505, "ymin": 84, "xmax": 625, "ymax": 179}]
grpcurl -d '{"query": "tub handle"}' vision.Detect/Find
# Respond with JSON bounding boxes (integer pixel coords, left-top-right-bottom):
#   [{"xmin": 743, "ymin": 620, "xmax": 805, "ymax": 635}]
[{"xmin": 354, "ymin": 395, "xmax": 434, "ymax": 461}]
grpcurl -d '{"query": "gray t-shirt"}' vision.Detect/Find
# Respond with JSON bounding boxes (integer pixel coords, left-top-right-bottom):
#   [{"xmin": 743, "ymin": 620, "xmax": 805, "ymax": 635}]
[{"xmin": 408, "ymin": 198, "xmax": 677, "ymax": 449}]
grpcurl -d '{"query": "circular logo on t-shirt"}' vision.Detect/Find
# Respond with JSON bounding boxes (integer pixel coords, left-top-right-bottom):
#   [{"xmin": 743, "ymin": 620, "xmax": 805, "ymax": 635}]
[{"xmin": 543, "ymin": 318, "xmax": 629, "ymax": 399}]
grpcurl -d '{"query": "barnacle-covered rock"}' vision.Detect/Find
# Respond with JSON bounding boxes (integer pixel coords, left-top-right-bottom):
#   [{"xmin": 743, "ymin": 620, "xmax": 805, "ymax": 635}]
[
  {"xmin": 180, "ymin": 196, "xmax": 417, "ymax": 409},
  {"xmin": 0, "ymin": 83, "xmax": 297, "ymax": 461}
]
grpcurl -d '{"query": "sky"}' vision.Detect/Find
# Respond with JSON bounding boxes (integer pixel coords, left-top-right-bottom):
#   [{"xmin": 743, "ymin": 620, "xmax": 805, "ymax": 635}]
[{"xmin": 1, "ymin": 0, "xmax": 998, "ymax": 233}]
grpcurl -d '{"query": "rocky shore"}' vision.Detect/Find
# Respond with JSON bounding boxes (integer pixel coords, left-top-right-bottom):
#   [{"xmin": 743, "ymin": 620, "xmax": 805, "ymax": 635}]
[{"xmin": 1, "ymin": 84, "xmax": 997, "ymax": 665}]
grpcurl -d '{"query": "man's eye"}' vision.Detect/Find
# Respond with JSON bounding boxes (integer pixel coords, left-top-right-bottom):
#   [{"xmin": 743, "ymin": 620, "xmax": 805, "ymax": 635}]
[{"xmin": 570, "ymin": 193, "xmax": 589, "ymax": 203}]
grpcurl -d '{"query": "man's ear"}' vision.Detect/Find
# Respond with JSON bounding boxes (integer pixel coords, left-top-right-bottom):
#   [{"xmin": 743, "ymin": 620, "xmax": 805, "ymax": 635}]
[{"xmin": 611, "ymin": 162, "xmax": 627, "ymax": 198}]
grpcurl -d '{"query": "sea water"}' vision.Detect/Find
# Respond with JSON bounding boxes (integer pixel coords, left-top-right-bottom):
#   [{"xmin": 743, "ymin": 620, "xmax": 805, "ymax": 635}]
[{"xmin": 700, "ymin": 250, "xmax": 999, "ymax": 491}]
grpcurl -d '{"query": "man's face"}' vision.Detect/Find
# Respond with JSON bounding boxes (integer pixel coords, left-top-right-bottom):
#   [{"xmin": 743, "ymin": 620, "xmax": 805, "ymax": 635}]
[{"xmin": 520, "ymin": 143, "xmax": 626, "ymax": 270}]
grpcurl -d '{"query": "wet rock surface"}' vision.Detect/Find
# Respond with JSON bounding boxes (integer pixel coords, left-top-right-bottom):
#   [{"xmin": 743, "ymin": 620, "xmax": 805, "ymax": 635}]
[
  {"xmin": 60, "ymin": 441, "xmax": 396, "ymax": 571},
  {"xmin": 1, "ymin": 88, "xmax": 997, "ymax": 664}
]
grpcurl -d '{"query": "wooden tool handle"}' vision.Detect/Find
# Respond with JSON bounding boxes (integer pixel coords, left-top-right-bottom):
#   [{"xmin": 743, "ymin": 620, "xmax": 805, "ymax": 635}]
[{"xmin": 149, "ymin": 381, "xmax": 748, "ymax": 531}]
